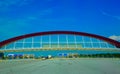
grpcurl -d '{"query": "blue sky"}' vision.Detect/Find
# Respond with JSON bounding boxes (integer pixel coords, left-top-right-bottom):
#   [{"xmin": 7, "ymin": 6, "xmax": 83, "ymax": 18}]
[{"xmin": 0, "ymin": 0, "xmax": 120, "ymax": 41}]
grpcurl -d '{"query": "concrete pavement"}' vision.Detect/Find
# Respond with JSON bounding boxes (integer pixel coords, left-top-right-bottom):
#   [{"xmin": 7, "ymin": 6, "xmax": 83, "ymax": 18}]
[{"xmin": 0, "ymin": 58, "xmax": 120, "ymax": 74}]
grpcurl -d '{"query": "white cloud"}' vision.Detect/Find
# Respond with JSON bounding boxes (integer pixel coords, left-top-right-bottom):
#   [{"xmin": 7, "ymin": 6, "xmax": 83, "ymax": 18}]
[
  {"xmin": 27, "ymin": 8, "xmax": 53, "ymax": 20},
  {"xmin": 100, "ymin": 10, "xmax": 120, "ymax": 20},
  {"xmin": 0, "ymin": 0, "xmax": 33, "ymax": 11},
  {"xmin": 0, "ymin": 8, "xmax": 51, "ymax": 30},
  {"xmin": 109, "ymin": 35, "xmax": 120, "ymax": 41}
]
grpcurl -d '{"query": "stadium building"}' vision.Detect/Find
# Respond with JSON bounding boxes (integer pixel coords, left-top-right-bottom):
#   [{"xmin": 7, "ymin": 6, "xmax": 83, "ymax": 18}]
[{"xmin": 0, "ymin": 31, "xmax": 120, "ymax": 59}]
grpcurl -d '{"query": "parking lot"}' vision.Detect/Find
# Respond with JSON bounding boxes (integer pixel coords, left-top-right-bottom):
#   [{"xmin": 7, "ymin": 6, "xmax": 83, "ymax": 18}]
[{"xmin": 0, "ymin": 58, "xmax": 120, "ymax": 74}]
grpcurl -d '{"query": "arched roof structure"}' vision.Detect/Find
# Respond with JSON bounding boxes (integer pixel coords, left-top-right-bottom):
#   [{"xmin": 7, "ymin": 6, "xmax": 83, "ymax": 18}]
[{"xmin": 0, "ymin": 31, "xmax": 120, "ymax": 48}]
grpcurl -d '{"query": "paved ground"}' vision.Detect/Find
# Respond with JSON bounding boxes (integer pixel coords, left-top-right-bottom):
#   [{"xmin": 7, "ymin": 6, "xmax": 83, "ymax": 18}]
[{"xmin": 0, "ymin": 58, "xmax": 120, "ymax": 74}]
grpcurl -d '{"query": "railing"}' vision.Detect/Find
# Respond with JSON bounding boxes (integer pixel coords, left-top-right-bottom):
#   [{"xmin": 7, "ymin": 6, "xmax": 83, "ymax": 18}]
[{"xmin": 0, "ymin": 48, "xmax": 120, "ymax": 52}]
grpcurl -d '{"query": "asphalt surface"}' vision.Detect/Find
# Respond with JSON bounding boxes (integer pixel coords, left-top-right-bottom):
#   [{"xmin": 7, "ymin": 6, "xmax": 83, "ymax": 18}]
[{"xmin": 0, "ymin": 58, "xmax": 120, "ymax": 74}]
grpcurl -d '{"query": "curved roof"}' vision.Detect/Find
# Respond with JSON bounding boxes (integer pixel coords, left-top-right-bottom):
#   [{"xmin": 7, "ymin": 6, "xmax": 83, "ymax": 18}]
[{"xmin": 0, "ymin": 31, "xmax": 120, "ymax": 48}]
